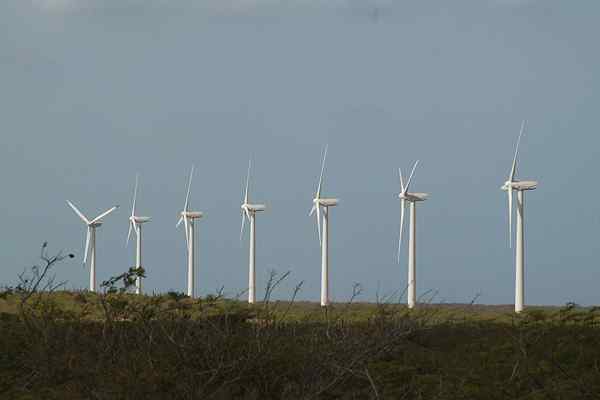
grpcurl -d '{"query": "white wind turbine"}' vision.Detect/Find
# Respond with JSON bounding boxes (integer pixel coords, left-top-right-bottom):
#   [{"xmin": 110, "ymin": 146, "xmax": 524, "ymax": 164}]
[
  {"xmin": 397, "ymin": 160, "xmax": 428, "ymax": 309},
  {"xmin": 126, "ymin": 174, "xmax": 151, "ymax": 295},
  {"xmin": 67, "ymin": 201, "xmax": 119, "ymax": 292},
  {"xmin": 176, "ymin": 166, "xmax": 204, "ymax": 298},
  {"xmin": 501, "ymin": 120, "xmax": 538, "ymax": 313},
  {"xmin": 240, "ymin": 160, "xmax": 266, "ymax": 304},
  {"xmin": 309, "ymin": 146, "xmax": 339, "ymax": 307}
]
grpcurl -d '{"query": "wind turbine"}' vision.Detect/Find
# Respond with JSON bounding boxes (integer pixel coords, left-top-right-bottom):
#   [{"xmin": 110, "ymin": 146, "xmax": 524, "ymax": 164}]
[
  {"xmin": 309, "ymin": 145, "xmax": 339, "ymax": 307},
  {"xmin": 501, "ymin": 120, "xmax": 538, "ymax": 313},
  {"xmin": 66, "ymin": 201, "xmax": 119, "ymax": 292},
  {"xmin": 397, "ymin": 160, "xmax": 428, "ymax": 309},
  {"xmin": 126, "ymin": 174, "xmax": 151, "ymax": 295},
  {"xmin": 240, "ymin": 160, "xmax": 266, "ymax": 304},
  {"xmin": 176, "ymin": 166, "xmax": 203, "ymax": 298}
]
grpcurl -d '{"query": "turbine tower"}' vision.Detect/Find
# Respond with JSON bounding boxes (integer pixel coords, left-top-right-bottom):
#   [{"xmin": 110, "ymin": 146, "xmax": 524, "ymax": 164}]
[
  {"xmin": 67, "ymin": 201, "xmax": 119, "ymax": 292},
  {"xmin": 397, "ymin": 161, "xmax": 428, "ymax": 309},
  {"xmin": 126, "ymin": 174, "xmax": 151, "ymax": 295},
  {"xmin": 177, "ymin": 166, "xmax": 203, "ymax": 298},
  {"xmin": 240, "ymin": 160, "xmax": 266, "ymax": 304},
  {"xmin": 309, "ymin": 146, "xmax": 339, "ymax": 307},
  {"xmin": 501, "ymin": 120, "xmax": 538, "ymax": 313}
]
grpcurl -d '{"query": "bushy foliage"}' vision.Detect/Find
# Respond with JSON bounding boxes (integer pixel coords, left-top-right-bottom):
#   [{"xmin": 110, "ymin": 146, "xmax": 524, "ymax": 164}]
[{"xmin": 1, "ymin": 245, "xmax": 599, "ymax": 399}]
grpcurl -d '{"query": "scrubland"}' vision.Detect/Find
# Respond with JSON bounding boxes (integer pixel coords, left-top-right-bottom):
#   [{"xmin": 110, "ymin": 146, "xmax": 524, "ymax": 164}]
[{"xmin": 1, "ymin": 245, "xmax": 599, "ymax": 399}]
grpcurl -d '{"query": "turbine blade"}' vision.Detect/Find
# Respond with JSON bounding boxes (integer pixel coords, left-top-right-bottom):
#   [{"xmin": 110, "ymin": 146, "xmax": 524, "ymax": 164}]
[
  {"xmin": 240, "ymin": 210, "xmax": 246, "ymax": 241},
  {"xmin": 399, "ymin": 168, "xmax": 405, "ymax": 193},
  {"xmin": 176, "ymin": 216, "xmax": 183, "ymax": 228},
  {"xmin": 508, "ymin": 187, "xmax": 513, "ymax": 249},
  {"xmin": 244, "ymin": 159, "xmax": 251, "ymax": 205},
  {"xmin": 405, "ymin": 160, "xmax": 420, "ymax": 193},
  {"xmin": 316, "ymin": 205, "xmax": 322, "ymax": 245},
  {"xmin": 184, "ymin": 217, "xmax": 190, "ymax": 250},
  {"xmin": 309, "ymin": 204, "xmax": 316, "ymax": 217},
  {"xmin": 509, "ymin": 120, "xmax": 525, "ymax": 181},
  {"xmin": 126, "ymin": 220, "xmax": 133, "ymax": 246},
  {"xmin": 184, "ymin": 165, "xmax": 194, "ymax": 212},
  {"xmin": 125, "ymin": 221, "xmax": 131, "ymax": 247},
  {"xmin": 67, "ymin": 201, "xmax": 90, "ymax": 224},
  {"xmin": 397, "ymin": 199, "xmax": 405, "ymax": 264},
  {"xmin": 131, "ymin": 173, "xmax": 139, "ymax": 217},
  {"xmin": 316, "ymin": 145, "xmax": 328, "ymax": 198},
  {"xmin": 90, "ymin": 205, "xmax": 119, "ymax": 224},
  {"xmin": 83, "ymin": 227, "xmax": 91, "ymax": 265}
]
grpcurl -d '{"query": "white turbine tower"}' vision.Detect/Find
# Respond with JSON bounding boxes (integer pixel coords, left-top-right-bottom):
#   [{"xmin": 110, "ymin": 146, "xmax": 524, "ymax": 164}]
[
  {"xmin": 126, "ymin": 174, "xmax": 151, "ymax": 295},
  {"xmin": 501, "ymin": 120, "xmax": 538, "ymax": 313},
  {"xmin": 309, "ymin": 146, "xmax": 339, "ymax": 307},
  {"xmin": 240, "ymin": 160, "xmax": 266, "ymax": 304},
  {"xmin": 177, "ymin": 166, "xmax": 203, "ymax": 298},
  {"xmin": 397, "ymin": 161, "xmax": 428, "ymax": 309},
  {"xmin": 67, "ymin": 201, "xmax": 119, "ymax": 292}
]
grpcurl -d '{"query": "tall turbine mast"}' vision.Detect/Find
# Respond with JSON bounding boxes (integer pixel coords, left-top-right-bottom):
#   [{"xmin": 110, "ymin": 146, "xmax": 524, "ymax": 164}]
[
  {"xmin": 310, "ymin": 145, "xmax": 339, "ymax": 307},
  {"xmin": 67, "ymin": 200, "xmax": 119, "ymax": 292},
  {"xmin": 397, "ymin": 161, "xmax": 428, "ymax": 309},
  {"xmin": 240, "ymin": 159, "xmax": 266, "ymax": 304},
  {"xmin": 126, "ymin": 173, "xmax": 151, "ymax": 295},
  {"xmin": 177, "ymin": 166, "xmax": 204, "ymax": 298},
  {"xmin": 502, "ymin": 120, "xmax": 538, "ymax": 313}
]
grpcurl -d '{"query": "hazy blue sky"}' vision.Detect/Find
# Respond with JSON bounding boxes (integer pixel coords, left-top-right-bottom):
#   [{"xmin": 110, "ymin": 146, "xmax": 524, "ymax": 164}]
[{"xmin": 1, "ymin": 0, "xmax": 599, "ymax": 305}]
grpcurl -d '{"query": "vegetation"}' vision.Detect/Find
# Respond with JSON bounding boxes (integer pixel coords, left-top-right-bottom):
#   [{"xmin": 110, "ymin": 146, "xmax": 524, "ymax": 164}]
[{"xmin": 1, "ymin": 244, "xmax": 600, "ymax": 399}]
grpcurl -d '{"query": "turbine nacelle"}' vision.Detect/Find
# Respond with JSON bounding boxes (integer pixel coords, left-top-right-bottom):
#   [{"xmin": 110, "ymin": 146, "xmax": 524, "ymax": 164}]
[
  {"xmin": 88, "ymin": 222, "xmax": 103, "ymax": 228},
  {"xmin": 181, "ymin": 211, "xmax": 203, "ymax": 220},
  {"xmin": 242, "ymin": 203, "xmax": 266, "ymax": 212},
  {"xmin": 130, "ymin": 216, "xmax": 151, "ymax": 224},
  {"xmin": 313, "ymin": 198, "xmax": 339, "ymax": 207},
  {"xmin": 398, "ymin": 192, "xmax": 429, "ymax": 202},
  {"xmin": 501, "ymin": 180, "xmax": 538, "ymax": 192}
]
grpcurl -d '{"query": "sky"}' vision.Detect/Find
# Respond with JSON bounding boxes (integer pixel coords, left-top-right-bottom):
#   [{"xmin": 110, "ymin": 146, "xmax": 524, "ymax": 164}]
[{"xmin": 1, "ymin": 0, "xmax": 599, "ymax": 306}]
